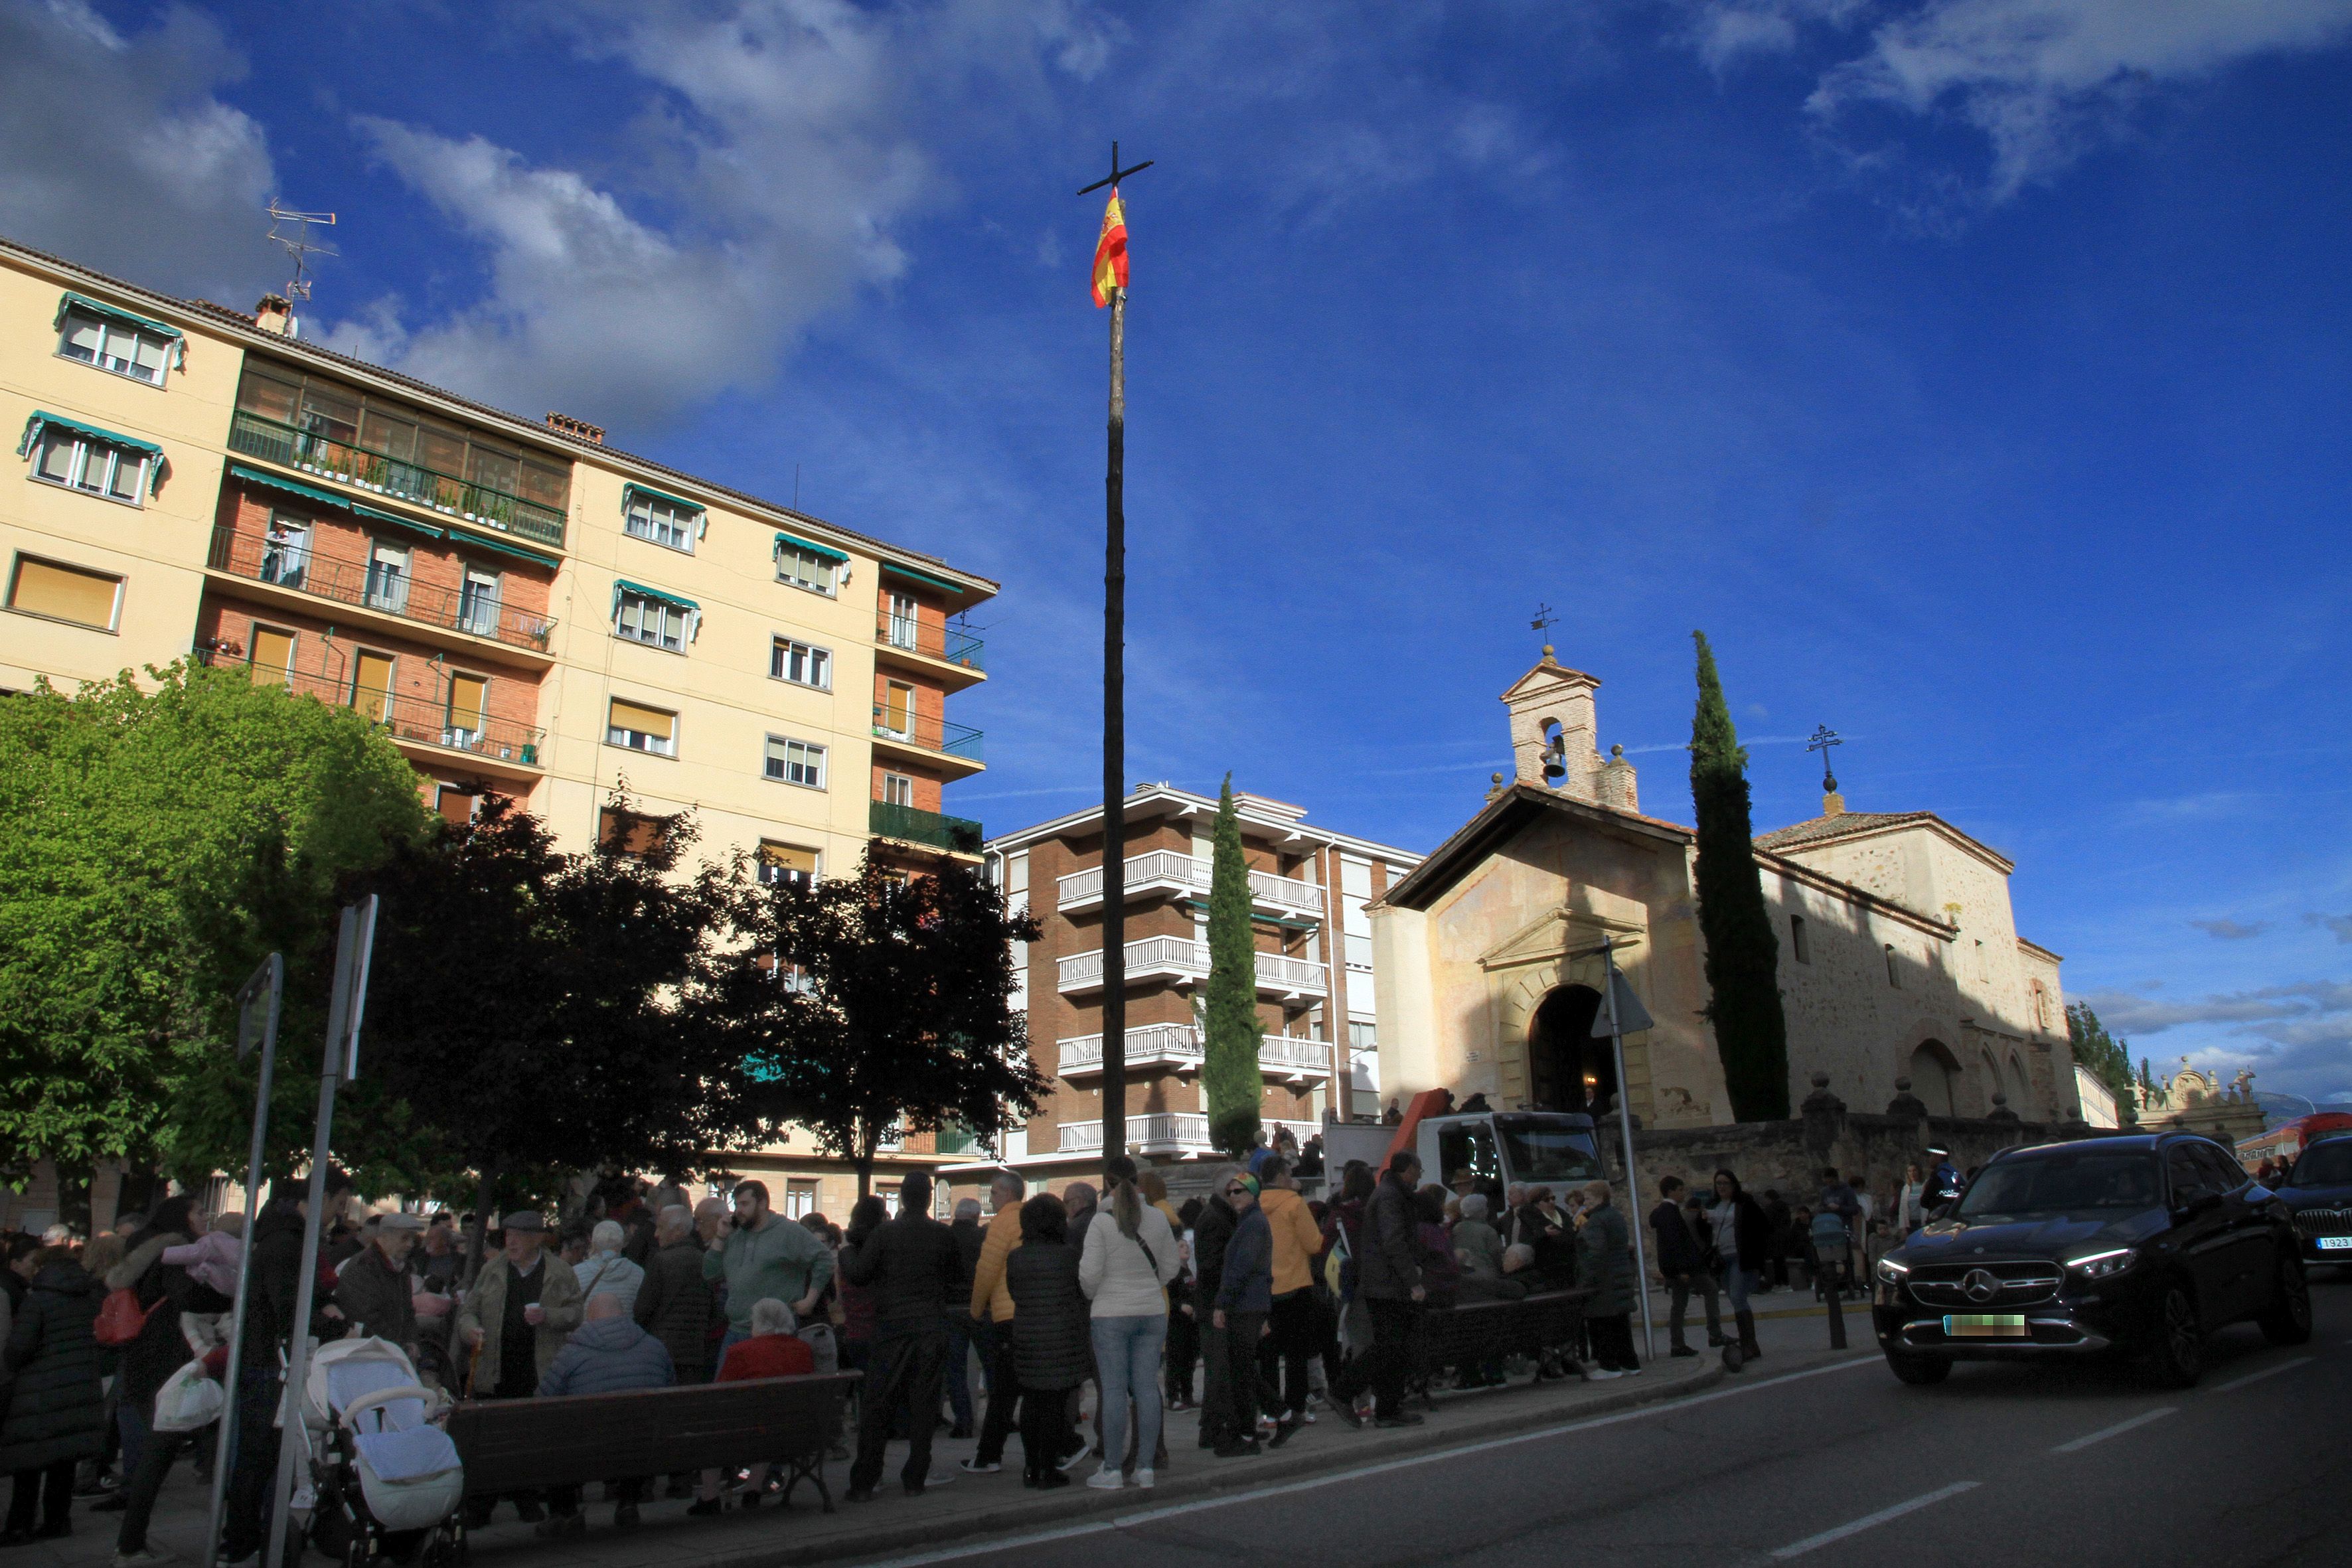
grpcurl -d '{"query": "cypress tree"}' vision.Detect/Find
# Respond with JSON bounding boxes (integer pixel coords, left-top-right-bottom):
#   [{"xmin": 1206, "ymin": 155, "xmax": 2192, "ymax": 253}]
[
  {"xmin": 1202, "ymin": 774, "xmax": 1263, "ymax": 1156},
  {"xmin": 1689, "ymin": 631, "xmax": 1791, "ymax": 1121}
]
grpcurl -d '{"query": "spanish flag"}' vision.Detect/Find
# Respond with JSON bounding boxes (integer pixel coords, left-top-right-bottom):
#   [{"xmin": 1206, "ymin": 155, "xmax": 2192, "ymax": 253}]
[{"xmin": 1091, "ymin": 189, "xmax": 1128, "ymax": 308}]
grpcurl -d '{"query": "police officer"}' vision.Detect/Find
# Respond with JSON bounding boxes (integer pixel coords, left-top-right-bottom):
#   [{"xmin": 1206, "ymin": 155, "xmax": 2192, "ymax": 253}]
[{"xmin": 1921, "ymin": 1146, "xmax": 1964, "ymax": 1214}]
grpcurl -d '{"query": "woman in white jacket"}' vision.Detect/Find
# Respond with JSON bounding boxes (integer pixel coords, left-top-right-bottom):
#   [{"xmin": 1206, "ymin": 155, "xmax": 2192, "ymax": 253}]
[{"xmin": 1079, "ymin": 1155, "xmax": 1182, "ymax": 1490}]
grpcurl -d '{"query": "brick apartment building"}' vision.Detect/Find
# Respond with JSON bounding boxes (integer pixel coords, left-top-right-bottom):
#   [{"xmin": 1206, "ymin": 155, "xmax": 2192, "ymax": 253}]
[
  {"xmin": 959, "ymin": 785, "xmax": 1421, "ymax": 1198},
  {"xmin": 0, "ymin": 234, "xmax": 990, "ymax": 1231}
]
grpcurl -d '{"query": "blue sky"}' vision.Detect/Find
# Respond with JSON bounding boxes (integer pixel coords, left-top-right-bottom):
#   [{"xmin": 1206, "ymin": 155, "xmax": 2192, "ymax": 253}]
[{"xmin": 5, "ymin": 0, "xmax": 2347, "ymax": 1103}]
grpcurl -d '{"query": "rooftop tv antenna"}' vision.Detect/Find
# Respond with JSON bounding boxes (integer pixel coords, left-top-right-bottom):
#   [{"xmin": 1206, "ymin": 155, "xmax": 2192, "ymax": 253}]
[{"xmin": 266, "ymin": 200, "xmax": 339, "ymax": 303}]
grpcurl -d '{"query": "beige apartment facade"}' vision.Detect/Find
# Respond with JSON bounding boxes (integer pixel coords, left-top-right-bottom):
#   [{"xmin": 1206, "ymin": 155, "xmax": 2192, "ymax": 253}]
[
  {"xmin": 0, "ymin": 234, "xmax": 992, "ymax": 1227},
  {"xmin": 964, "ymin": 785, "xmax": 1421, "ymax": 1200}
]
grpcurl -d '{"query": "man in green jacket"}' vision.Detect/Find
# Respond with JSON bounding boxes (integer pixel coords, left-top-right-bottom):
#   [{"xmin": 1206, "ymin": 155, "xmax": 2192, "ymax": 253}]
[
  {"xmin": 1575, "ymin": 1180, "xmax": 1642, "ymax": 1379},
  {"xmin": 702, "ymin": 1180, "xmax": 834, "ymax": 1371}
]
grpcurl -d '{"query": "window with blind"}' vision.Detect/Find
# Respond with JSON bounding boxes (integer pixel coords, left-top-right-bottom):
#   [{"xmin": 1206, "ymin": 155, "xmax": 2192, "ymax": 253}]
[
  {"xmin": 435, "ymin": 786, "xmax": 480, "ymax": 826},
  {"xmin": 880, "ymin": 680, "xmax": 913, "ymax": 737},
  {"xmin": 597, "ymin": 807, "xmax": 672, "ymax": 859},
  {"xmin": 614, "ymin": 589, "xmax": 690, "ymax": 651},
  {"xmin": 764, "ymin": 736, "xmax": 826, "ymax": 789},
  {"xmin": 775, "ymin": 544, "xmax": 836, "ymax": 596},
  {"xmin": 607, "ymin": 698, "xmax": 677, "ymax": 756},
  {"xmin": 446, "ymin": 673, "xmax": 489, "ymax": 742},
  {"xmin": 771, "ymin": 637, "xmax": 831, "ymax": 690},
  {"xmin": 58, "ymin": 308, "xmax": 175, "ymax": 386},
  {"xmin": 7, "ymin": 556, "xmax": 121, "ymax": 630},
  {"xmin": 623, "ymin": 491, "xmax": 699, "ymax": 552},
  {"xmin": 882, "ymin": 772, "xmax": 913, "ymax": 807},
  {"xmin": 248, "ymin": 625, "xmax": 296, "ymax": 686},
  {"xmin": 30, "ymin": 428, "xmax": 149, "ymax": 506},
  {"xmin": 757, "ymin": 840, "xmax": 819, "ymax": 888},
  {"xmin": 351, "ymin": 651, "xmax": 395, "ymax": 722}
]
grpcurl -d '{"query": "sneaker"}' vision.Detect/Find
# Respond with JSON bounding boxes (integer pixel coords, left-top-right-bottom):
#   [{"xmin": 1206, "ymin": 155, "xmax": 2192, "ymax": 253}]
[
  {"xmin": 1034, "ymin": 1470, "xmax": 1071, "ymax": 1490},
  {"xmin": 1587, "ymin": 1367, "xmax": 1625, "ymax": 1381},
  {"xmin": 1268, "ymin": 1417, "xmax": 1302, "ymax": 1450},
  {"xmin": 1671, "ymin": 1345, "xmax": 1699, "ymax": 1358},
  {"xmin": 910, "ymin": 1470, "xmax": 957, "ymax": 1493},
  {"xmin": 1331, "ymin": 1399, "xmax": 1366, "ymax": 1431},
  {"xmin": 958, "ymin": 1457, "xmax": 1001, "ymax": 1474},
  {"xmin": 1056, "ymin": 1435, "xmax": 1095, "ymax": 1473},
  {"xmin": 1132, "ymin": 1468, "xmax": 1154, "ymax": 1490},
  {"xmin": 1085, "ymin": 1465, "xmax": 1125, "ymax": 1491},
  {"xmin": 685, "ymin": 1499, "xmax": 724, "ymax": 1518}
]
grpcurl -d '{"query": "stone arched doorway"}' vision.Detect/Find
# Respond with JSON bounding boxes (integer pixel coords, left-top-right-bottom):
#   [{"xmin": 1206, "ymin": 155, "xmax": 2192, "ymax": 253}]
[
  {"xmin": 1907, "ymin": 1040, "xmax": 1958, "ymax": 1117},
  {"xmin": 1528, "ymin": 985, "xmax": 1609, "ymax": 1114}
]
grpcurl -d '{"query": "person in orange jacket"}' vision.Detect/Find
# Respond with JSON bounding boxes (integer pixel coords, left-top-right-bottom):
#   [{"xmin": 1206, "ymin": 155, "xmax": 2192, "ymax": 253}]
[
  {"xmin": 959, "ymin": 1172, "xmax": 1026, "ymax": 1474},
  {"xmin": 1256, "ymin": 1158, "xmax": 1325, "ymax": 1435}
]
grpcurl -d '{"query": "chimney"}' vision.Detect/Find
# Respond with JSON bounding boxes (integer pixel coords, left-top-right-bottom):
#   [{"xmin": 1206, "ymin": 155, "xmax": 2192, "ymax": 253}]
[
  {"xmin": 254, "ymin": 295, "xmax": 292, "ymax": 335},
  {"xmin": 546, "ymin": 412, "xmax": 604, "ymax": 445}
]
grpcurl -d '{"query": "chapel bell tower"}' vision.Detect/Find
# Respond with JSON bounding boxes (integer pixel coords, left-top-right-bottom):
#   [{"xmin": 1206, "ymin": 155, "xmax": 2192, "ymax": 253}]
[{"xmin": 1500, "ymin": 648, "xmax": 1637, "ymax": 812}]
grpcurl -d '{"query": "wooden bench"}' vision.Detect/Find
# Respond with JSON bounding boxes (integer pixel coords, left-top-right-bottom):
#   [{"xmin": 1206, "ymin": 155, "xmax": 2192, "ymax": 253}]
[
  {"xmin": 444, "ymin": 1373, "xmax": 860, "ymax": 1516},
  {"xmin": 1412, "ymin": 1289, "xmax": 1591, "ymax": 1390}
]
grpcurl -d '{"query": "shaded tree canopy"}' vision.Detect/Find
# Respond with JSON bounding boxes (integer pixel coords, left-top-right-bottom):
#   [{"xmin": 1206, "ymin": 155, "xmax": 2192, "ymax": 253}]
[
  {"xmin": 2067, "ymin": 1002, "xmax": 2138, "ymax": 1123},
  {"xmin": 1202, "ymin": 775, "xmax": 1263, "ymax": 1156},
  {"xmin": 1689, "ymin": 631, "xmax": 1790, "ymax": 1121}
]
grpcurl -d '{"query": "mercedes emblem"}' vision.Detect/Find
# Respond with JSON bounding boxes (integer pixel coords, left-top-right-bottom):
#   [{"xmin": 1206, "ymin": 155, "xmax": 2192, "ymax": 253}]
[{"xmin": 1962, "ymin": 1269, "xmax": 2001, "ymax": 1304}]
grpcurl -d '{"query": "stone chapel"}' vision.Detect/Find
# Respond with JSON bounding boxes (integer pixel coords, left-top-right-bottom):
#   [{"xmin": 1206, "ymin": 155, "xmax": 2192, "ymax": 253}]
[{"xmin": 1368, "ymin": 650, "xmax": 2080, "ymax": 1129}]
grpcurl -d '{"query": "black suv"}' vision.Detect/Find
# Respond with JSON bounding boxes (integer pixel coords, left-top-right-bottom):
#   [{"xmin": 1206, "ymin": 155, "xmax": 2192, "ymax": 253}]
[
  {"xmin": 2278, "ymin": 1135, "xmax": 2352, "ymax": 1269},
  {"xmin": 1871, "ymin": 1133, "xmax": 2311, "ymax": 1387}
]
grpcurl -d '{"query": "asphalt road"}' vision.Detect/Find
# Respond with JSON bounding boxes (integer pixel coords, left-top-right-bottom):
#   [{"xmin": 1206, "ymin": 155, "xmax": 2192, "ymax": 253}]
[{"xmin": 851, "ymin": 1273, "xmax": 2351, "ymax": 1568}]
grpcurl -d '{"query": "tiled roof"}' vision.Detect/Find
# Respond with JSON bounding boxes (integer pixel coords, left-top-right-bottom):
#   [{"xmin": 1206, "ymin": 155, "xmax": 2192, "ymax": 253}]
[{"xmin": 1752, "ymin": 811, "xmax": 1930, "ymax": 851}]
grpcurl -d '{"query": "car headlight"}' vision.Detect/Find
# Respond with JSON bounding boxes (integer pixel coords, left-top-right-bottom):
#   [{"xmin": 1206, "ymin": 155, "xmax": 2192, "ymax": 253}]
[
  {"xmin": 2066, "ymin": 1247, "xmax": 2136, "ymax": 1281},
  {"xmin": 1875, "ymin": 1257, "xmax": 1910, "ymax": 1285}
]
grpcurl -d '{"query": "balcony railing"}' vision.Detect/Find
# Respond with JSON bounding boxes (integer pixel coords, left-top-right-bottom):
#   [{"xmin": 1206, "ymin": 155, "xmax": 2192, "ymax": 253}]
[
  {"xmin": 871, "ymin": 705, "xmax": 983, "ymax": 761},
  {"xmin": 868, "ymin": 798, "xmax": 983, "ymax": 853},
  {"xmin": 258, "ymin": 666, "xmax": 544, "ymax": 766},
  {"xmin": 1056, "ymin": 1025, "xmax": 1333, "ymax": 1080},
  {"xmin": 1057, "ymin": 937, "xmax": 1328, "ymax": 998},
  {"xmin": 207, "ymin": 526, "xmax": 555, "ymax": 654},
  {"xmin": 1057, "ymin": 1113, "xmax": 1322, "ymax": 1156},
  {"xmin": 1056, "ymin": 850, "xmax": 1323, "ymax": 917},
  {"xmin": 228, "ymin": 409, "xmax": 568, "ymax": 547},
  {"xmin": 877, "ymin": 612, "xmax": 985, "ymax": 672}
]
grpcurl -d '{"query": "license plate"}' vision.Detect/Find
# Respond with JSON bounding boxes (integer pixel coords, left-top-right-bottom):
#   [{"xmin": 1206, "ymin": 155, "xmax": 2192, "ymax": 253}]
[
  {"xmin": 2319, "ymin": 1237, "xmax": 2352, "ymax": 1251},
  {"xmin": 1943, "ymin": 1314, "xmax": 2030, "ymax": 1338}
]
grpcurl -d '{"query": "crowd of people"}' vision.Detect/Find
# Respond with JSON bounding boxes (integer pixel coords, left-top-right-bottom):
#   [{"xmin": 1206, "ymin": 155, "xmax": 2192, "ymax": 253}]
[{"xmin": 3, "ymin": 1138, "xmax": 1956, "ymax": 1555}]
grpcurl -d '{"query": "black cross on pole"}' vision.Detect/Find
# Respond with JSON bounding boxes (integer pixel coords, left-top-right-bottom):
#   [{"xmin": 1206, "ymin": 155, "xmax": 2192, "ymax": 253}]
[
  {"xmin": 1080, "ymin": 141, "xmax": 1150, "ymax": 1161},
  {"xmin": 1807, "ymin": 724, "xmax": 1843, "ymax": 793}
]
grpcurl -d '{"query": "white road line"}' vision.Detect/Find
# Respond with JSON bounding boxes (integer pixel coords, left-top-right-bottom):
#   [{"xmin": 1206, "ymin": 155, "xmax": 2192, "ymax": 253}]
[
  {"xmin": 1767, "ymin": 1482, "xmax": 1982, "ymax": 1559},
  {"xmin": 849, "ymin": 1354, "xmax": 1881, "ymax": 1568},
  {"xmin": 2209, "ymin": 1356, "xmax": 2313, "ymax": 1393},
  {"xmin": 2051, "ymin": 1407, "xmax": 2176, "ymax": 1452}
]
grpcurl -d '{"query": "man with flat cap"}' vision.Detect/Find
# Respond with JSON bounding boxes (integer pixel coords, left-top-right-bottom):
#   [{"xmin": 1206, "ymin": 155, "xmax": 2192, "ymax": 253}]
[
  {"xmin": 454, "ymin": 1212, "xmax": 585, "ymax": 1526},
  {"xmin": 335, "ymin": 1210, "xmax": 428, "ymax": 1357}
]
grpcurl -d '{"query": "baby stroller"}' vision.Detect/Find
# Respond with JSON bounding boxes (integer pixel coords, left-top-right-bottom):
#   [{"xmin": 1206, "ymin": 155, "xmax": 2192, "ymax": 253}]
[{"xmin": 293, "ymin": 1338, "xmax": 465, "ymax": 1568}]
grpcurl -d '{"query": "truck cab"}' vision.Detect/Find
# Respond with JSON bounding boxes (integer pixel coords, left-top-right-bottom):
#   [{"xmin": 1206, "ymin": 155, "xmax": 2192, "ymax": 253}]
[{"xmin": 1320, "ymin": 1105, "xmax": 1606, "ymax": 1194}]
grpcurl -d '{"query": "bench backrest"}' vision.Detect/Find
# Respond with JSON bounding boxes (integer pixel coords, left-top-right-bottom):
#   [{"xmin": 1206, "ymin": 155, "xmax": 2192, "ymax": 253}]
[
  {"xmin": 445, "ymin": 1373, "xmax": 859, "ymax": 1494},
  {"xmin": 1419, "ymin": 1289, "xmax": 1590, "ymax": 1356}
]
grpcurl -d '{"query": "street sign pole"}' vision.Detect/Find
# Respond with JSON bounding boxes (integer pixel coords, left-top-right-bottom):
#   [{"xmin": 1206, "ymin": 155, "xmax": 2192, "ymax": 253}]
[
  {"xmin": 1597, "ymin": 939, "xmax": 1658, "ymax": 1363},
  {"xmin": 204, "ymin": 955, "xmax": 283, "ymax": 1568},
  {"xmin": 266, "ymin": 898, "xmax": 377, "ymax": 1568}
]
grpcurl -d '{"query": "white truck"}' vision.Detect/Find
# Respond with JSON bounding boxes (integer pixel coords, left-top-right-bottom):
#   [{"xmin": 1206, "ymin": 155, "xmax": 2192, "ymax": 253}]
[{"xmin": 1318, "ymin": 1093, "xmax": 1608, "ymax": 1195}]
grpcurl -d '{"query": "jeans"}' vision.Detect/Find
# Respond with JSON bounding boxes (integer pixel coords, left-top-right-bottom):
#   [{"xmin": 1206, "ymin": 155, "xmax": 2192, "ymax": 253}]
[
  {"xmin": 1330, "ymin": 1297, "xmax": 1417, "ymax": 1420},
  {"xmin": 943, "ymin": 1318, "xmax": 977, "ymax": 1431},
  {"xmin": 974, "ymin": 1322, "xmax": 1022, "ymax": 1466},
  {"xmin": 1089, "ymin": 1314, "xmax": 1166, "ymax": 1472},
  {"xmin": 1722, "ymin": 1263, "xmax": 1755, "ymax": 1313},
  {"xmin": 114, "ymin": 1402, "xmax": 149, "ymax": 1492},
  {"xmin": 849, "ymin": 1331, "xmax": 947, "ymax": 1494},
  {"xmin": 116, "ymin": 1422, "xmax": 191, "ymax": 1554},
  {"xmin": 1668, "ymin": 1271, "xmax": 1723, "ymax": 1346}
]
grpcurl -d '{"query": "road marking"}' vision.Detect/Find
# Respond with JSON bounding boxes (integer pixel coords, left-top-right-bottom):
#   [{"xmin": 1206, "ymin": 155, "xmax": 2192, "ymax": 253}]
[
  {"xmin": 848, "ymin": 1354, "xmax": 1881, "ymax": 1568},
  {"xmin": 2051, "ymin": 1407, "xmax": 2176, "ymax": 1452},
  {"xmin": 2209, "ymin": 1356, "xmax": 2312, "ymax": 1393},
  {"xmin": 1767, "ymin": 1482, "xmax": 1982, "ymax": 1559}
]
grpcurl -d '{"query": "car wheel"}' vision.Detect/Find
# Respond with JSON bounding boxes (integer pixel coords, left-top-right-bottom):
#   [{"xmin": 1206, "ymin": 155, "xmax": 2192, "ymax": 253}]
[
  {"xmin": 1884, "ymin": 1350, "xmax": 1951, "ymax": 1385},
  {"xmin": 2142, "ymin": 1283, "xmax": 2204, "ymax": 1388},
  {"xmin": 2257, "ymin": 1255, "xmax": 2313, "ymax": 1346}
]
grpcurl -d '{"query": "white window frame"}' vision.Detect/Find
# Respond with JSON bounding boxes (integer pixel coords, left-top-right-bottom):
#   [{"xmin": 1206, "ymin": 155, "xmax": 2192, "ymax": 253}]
[
  {"xmin": 756, "ymin": 842, "xmax": 821, "ymax": 889},
  {"xmin": 886, "ymin": 591, "xmax": 919, "ymax": 650},
  {"xmin": 365, "ymin": 538, "xmax": 411, "ymax": 615},
  {"xmin": 29, "ymin": 428, "xmax": 149, "ymax": 508},
  {"xmin": 614, "ymin": 589, "xmax": 692, "ymax": 651},
  {"xmin": 56, "ymin": 308, "xmax": 175, "ymax": 388},
  {"xmin": 607, "ymin": 700, "xmax": 677, "ymax": 757},
  {"xmin": 775, "ymin": 544, "xmax": 838, "ymax": 597},
  {"xmin": 764, "ymin": 734, "xmax": 828, "ymax": 790},
  {"xmin": 623, "ymin": 491, "xmax": 700, "ymax": 553},
  {"xmin": 457, "ymin": 563, "xmax": 502, "ymax": 637},
  {"xmin": 882, "ymin": 771, "xmax": 914, "ymax": 807},
  {"xmin": 770, "ymin": 636, "xmax": 832, "ymax": 690}
]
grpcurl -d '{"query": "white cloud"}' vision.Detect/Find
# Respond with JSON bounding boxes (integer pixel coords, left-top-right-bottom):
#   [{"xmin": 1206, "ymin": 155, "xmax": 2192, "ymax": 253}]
[
  {"xmin": 2078, "ymin": 980, "xmax": 2352, "ymax": 1102},
  {"xmin": 1669, "ymin": 0, "xmax": 2352, "ymax": 203},
  {"xmin": 2189, "ymin": 917, "xmax": 2272, "ymax": 940},
  {"xmin": 0, "ymin": 1, "xmax": 279, "ymax": 299},
  {"xmin": 328, "ymin": 0, "xmax": 1111, "ymax": 426}
]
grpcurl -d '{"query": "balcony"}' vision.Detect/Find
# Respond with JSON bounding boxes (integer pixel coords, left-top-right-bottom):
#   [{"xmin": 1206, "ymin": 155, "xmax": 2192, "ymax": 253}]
[
  {"xmin": 1056, "ymin": 850, "xmax": 1324, "ymax": 921},
  {"xmin": 263, "ymin": 666, "xmax": 544, "ymax": 773},
  {"xmin": 228, "ymin": 409, "xmax": 567, "ymax": 548},
  {"xmin": 868, "ymin": 798, "xmax": 983, "ymax": 855},
  {"xmin": 1056, "ymin": 936, "xmax": 1328, "ymax": 1000},
  {"xmin": 207, "ymin": 526, "xmax": 555, "ymax": 662},
  {"xmin": 870, "ymin": 705, "xmax": 985, "ymax": 779},
  {"xmin": 1056, "ymin": 1114, "xmax": 1322, "ymax": 1157},
  {"xmin": 1056, "ymin": 1025, "xmax": 1334, "ymax": 1083},
  {"xmin": 876, "ymin": 611, "xmax": 986, "ymax": 688}
]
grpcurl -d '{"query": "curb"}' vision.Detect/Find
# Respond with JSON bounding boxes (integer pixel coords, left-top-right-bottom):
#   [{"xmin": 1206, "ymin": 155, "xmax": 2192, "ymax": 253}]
[{"xmin": 697, "ymin": 1364, "xmax": 1729, "ymax": 1568}]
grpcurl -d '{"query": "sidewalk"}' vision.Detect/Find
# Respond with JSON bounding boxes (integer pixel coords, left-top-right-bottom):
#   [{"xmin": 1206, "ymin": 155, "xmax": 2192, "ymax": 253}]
[{"xmin": 29, "ymin": 1348, "xmax": 1737, "ymax": 1568}]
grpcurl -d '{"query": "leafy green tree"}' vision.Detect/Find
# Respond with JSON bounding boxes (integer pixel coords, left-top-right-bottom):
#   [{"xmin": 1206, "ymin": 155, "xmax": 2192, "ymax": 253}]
[
  {"xmin": 1688, "ymin": 632, "xmax": 1790, "ymax": 1121},
  {"xmin": 1202, "ymin": 775, "xmax": 1263, "ymax": 1155},
  {"xmin": 354, "ymin": 792, "xmax": 745, "ymax": 1268},
  {"xmin": 2066, "ymin": 1002, "xmax": 2138, "ymax": 1123},
  {"xmin": 0, "ymin": 662, "xmax": 426, "ymax": 1185},
  {"xmin": 717, "ymin": 854, "xmax": 1046, "ymax": 1198}
]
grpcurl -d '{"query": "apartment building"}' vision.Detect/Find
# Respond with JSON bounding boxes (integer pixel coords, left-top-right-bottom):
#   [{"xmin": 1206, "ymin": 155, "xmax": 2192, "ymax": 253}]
[
  {"xmin": 0, "ymin": 234, "xmax": 990, "ymax": 1225},
  {"xmin": 970, "ymin": 785, "xmax": 1421, "ymax": 1194}
]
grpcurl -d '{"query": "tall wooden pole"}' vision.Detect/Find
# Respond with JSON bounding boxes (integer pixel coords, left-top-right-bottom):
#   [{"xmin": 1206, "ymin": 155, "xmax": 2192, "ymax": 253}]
[{"xmin": 1101, "ymin": 281, "xmax": 1127, "ymax": 1162}]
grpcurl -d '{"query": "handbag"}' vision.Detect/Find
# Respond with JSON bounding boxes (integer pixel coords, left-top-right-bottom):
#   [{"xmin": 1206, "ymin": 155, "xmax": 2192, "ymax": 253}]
[
  {"xmin": 152, "ymin": 1358, "xmax": 226, "ymax": 1433},
  {"xmin": 94, "ymin": 1287, "xmax": 159, "ymax": 1348}
]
